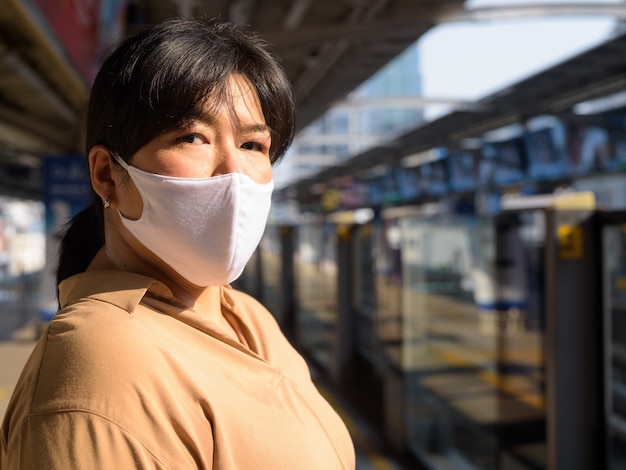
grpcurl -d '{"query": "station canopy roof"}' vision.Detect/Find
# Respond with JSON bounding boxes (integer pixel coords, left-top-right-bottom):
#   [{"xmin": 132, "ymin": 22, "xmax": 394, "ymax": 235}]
[
  {"xmin": 286, "ymin": 27, "xmax": 626, "ymax": 205},
  {"xmin": 1, "ymin": 1, "xmax": 625, "ymax": 201},
  {"xmin": 0, "ymin": 0, "xmax": 466, "ymax": 199}
]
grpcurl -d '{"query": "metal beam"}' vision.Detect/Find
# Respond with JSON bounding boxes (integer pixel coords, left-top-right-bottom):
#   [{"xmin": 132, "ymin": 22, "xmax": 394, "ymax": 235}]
[
  {"xmin": 336, "ymin": 95, "xmax": 483, "ymax": 110},
  {"xmin": 264, "ymin": 2, "xmax": 626, "ymax": 55},
  {"xmin": 282, "ymin": 0, "xmax": 312, "ymax": 30},
  {"xmin": 176, "ymin": 0, "xmax": 198, "ymax": 17},
  {"xmin": 3, "ymin": 0, "xmax": 88, "ymax": 110},
  {"xmin": 0, "ymin": 103, "xmax": 75, "ymax": 151},
  {"xmin": 0, "ymin": 120, "xmax": 63, "ymax": 155},
  {"xmin": 229, "ymin": 0, "xmax": 257, "ymax": 25},
  {"xmin": 440, "ymin": 2, "xmax": 626, "ymax": 23},
  {"xmin": 0, "ymin": 51, "xmax": 76, "ymax": 124}
]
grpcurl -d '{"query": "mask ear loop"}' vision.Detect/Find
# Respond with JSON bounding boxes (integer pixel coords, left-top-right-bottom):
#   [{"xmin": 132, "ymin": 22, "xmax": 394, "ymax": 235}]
[{"xmin": 110, "ymin": 151, "xmax": 130, "ymax": 171}]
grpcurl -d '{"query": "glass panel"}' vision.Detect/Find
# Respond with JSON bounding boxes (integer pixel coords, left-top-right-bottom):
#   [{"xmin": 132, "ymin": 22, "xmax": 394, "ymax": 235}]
[
  {"xmin": 294, "ymin": 220, "xmax": 338, "ymax": 371},
  {"xmin": 235, "ymin": 225, "xmax": 284, "ymax": 322},
  {"xmin": 372, "ymin": 218, "xmax": 404, "ymax": 372},
  {"xmin": 259, "ymin": 225, "xmax": 283, "ymax": 323},
  {"xmin": 402, "ymin": 212, "xmax": 547, "ymax": 469}
]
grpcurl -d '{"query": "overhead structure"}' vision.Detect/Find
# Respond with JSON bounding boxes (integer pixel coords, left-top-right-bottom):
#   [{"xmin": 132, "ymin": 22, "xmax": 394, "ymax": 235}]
[
  {"xmin": 442, "ymin": 2, "xmax": 626, "ymax": 23},
  {"xmin": 0, "ymin": 0, "xmax": 624, "ymax": 200},
  {"xmin": 286, "ymin": 28, "xmax": 626, "ymax": 205},
  {"xmin": 0, "ymin": 0, "xmax": 92, "ymax": 198},
  {"xmin": 136, "ymin": 0, "xmax": 467, "ymax": 131},
  {"xmin": 0, "ymin": 0, "xmax": 467, "ymax": 199}
]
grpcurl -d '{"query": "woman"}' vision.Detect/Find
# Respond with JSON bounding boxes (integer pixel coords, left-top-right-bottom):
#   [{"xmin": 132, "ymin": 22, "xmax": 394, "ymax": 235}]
[{"xmin": 1, "ymin": 18, "xmax": 355, "ymax": 469}]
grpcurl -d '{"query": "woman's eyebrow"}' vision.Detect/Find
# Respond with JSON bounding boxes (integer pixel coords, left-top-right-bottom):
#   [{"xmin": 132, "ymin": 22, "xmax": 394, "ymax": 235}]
[
  {"xmin": 241, "ymin": 123, "xmax": 272, "ymax": 134},
  {"xmin": 194, "ymin": 112, "xmax": 272, "ymax": 135}
]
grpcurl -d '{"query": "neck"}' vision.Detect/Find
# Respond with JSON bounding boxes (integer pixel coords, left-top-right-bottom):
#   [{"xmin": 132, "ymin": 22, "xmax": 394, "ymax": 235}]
[
  {"xmin": 88, "ymin": 246, "xmax": 227, "ymax": 324},
  {"xmin": 172, "ymin": 282, "xmax": 222, "ymax": 312},
  {"xmin": 170, "ymin": 282, "xmax": 237, "ymax": 341}
]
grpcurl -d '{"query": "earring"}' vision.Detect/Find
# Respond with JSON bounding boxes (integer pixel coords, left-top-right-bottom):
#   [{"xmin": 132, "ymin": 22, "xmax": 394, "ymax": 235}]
[{"xmin": 103, "ymin": 196, "xmax": 112, "ymax": 209}]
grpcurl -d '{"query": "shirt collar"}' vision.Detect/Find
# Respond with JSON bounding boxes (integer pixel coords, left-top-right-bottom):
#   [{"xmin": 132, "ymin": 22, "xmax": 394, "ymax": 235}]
[{"xmin": 58, "ymin": 270, "xmax": 183, "ymax": 313}]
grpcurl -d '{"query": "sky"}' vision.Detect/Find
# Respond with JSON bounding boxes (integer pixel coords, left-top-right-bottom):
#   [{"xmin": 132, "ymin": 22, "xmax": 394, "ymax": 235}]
[{"xmin": 418, "ymin": 0, "xmax": 621, "ymax": 118}]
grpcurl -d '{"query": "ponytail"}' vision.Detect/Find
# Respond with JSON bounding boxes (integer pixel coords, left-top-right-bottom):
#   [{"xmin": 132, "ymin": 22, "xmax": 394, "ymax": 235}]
[{"xmin": 56, "ymin": 203, "xmax": 105, "ymax": 286}]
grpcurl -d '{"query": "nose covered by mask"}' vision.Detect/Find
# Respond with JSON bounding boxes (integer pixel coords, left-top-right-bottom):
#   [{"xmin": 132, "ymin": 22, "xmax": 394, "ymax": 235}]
[{"xmin": 111, "ymin": 152, "xmax": 273, "ymax": 286}]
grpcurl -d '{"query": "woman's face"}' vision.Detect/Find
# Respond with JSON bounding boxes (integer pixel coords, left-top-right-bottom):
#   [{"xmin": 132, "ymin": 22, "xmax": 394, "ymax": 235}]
[{"xmin": 118, "ymin": 74, "xmax": 273, "ymax": 221}]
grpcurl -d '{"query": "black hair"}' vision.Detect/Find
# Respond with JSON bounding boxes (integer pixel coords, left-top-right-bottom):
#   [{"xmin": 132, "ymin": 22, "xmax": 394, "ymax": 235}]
[
  {"xmin": 56, "ymin": 18, "xmax": 295, "ymax": 286},
  {"xmin": 86, "ymin": 18, "xmax": 294, "ymax": 162}
]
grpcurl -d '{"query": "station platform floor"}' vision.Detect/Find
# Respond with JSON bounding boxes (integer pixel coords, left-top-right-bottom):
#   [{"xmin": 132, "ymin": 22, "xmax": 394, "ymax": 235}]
[{"xmin": 0, "ymin": 320, "xmax": 418, "ymax": 469}]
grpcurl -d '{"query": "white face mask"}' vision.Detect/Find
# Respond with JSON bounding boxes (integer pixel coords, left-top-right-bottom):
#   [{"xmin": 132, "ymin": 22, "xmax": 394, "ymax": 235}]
[{"xmin": 111, "ymin": 152, "xmax": 273, "ymax": 286}]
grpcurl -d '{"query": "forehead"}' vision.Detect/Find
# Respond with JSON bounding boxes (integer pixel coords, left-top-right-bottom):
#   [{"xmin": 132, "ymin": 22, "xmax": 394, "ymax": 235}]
[{"xmin": 201, "ymin": 74, "xmax": 266, "ymax": 124}]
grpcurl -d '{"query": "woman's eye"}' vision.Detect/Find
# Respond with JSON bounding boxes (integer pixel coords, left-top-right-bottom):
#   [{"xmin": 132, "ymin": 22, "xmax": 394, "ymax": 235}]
[
  {"xmin": 178, "ymin": 133, "xmax": 205, "ymax": 145},
  {"xmin": 241, "ymin": 141, "xmax": 265, "ymax": 152}
]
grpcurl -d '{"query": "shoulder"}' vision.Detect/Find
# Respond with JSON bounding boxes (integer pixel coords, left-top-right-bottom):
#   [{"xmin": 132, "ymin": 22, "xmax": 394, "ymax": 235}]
[
  {"xmin": 30, "ymin": 297, "xmax": 167, "ymax": 415},
  {"xmin": 2, "ymin": 298, "xmax": 210, "ymax": 469}
]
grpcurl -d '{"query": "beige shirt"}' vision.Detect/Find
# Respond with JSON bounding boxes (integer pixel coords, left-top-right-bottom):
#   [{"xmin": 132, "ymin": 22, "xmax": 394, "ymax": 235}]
[{"xmin": 1, "ymin": 270, "xmax": 355, "ymax": 469}]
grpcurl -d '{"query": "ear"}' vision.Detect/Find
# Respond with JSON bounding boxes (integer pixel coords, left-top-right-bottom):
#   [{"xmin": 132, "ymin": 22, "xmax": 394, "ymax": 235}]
[{"xmin": 88, "ymin": 145, "xmax": 117, "ymax": 205}]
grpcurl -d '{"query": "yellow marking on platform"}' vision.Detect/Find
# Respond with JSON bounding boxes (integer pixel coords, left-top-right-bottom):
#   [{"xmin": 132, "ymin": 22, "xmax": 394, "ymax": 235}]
[{"xmin": 437, "ymin": 350, "xmax": 545, "ymax": 410}]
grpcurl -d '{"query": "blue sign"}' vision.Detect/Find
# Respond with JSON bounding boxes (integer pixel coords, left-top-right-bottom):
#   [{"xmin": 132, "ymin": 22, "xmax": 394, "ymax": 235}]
[{"xmin": 42, "ymin": 155, "xmax": 90, "ymax": 235}]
